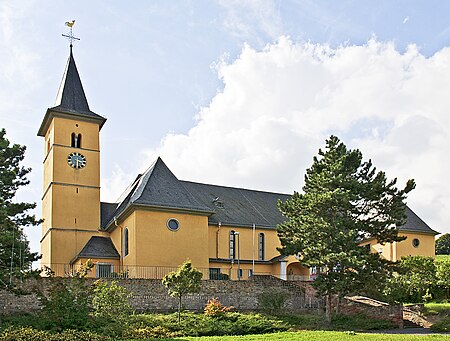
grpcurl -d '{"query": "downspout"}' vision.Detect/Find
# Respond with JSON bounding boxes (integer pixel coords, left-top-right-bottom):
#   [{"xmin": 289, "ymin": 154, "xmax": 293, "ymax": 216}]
[
  {"xmin": 216, "ymin": 222, "xmax": 221, "ymax": 258},
  {"xmin": 114, "ymin": 216, "xmax": 123, "ymax": 268}
]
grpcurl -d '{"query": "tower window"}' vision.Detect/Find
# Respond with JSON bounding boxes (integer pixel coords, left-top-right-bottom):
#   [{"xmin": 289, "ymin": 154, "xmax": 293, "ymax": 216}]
[
  {"xmin": 229, "ymin": 230, "xmax": 236, "ymax": 259},
  {"xmin": 124, "ymin": 228, "xmax": 129, "ymax": 257},
  {"xmin": 71, "ymin": 133, "xmax": 82, "ymax": 148},
  {"xmin": 258, "ymin": 233, "xmax": 265, "ymax": 260}
]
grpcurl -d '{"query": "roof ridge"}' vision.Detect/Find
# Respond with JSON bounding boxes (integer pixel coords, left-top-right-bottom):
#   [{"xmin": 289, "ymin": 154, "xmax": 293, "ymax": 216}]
[{"xmin": 180, "ymin": 179, "xmax": 291, "ymax": 197}]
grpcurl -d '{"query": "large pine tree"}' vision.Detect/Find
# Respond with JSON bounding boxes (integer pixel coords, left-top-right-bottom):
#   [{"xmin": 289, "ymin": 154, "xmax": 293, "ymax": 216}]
[
  {"xmin": 0, "ymin": 128, "xmax": 41, "ymax": 287},
  {"xmin": 277, "ymin": 135, "xmax": 415, "ymax": 321}
]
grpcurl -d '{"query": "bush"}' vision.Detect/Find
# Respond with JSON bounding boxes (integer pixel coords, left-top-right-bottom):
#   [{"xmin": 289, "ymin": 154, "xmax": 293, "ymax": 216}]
[
  {"xmin": 92, "ymin": 280, "xmax": 133, "ymax": 322},
  {"xmin": 431, "ymin": 316, "xmax": 450, "ymax": 332},
  {"xmin": 204, "ymin": 298, "xmax": 233, "ymax": 318},
  {"xmin": 258, "ymin": 290, "xmax": 289, "ymax": 312},
  {"xmin": 0, "ymin": 327, "xmax": 110, "ymax": 341},
  {"xmin": 41, "ymin": 279, "xmax": 92, "ymax": 331}
]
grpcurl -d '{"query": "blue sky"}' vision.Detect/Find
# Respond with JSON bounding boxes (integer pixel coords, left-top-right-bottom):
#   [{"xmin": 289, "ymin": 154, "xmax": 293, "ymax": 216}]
[{"xmin": 1, "ymin": 1, "xmax": 450, "ymax": 255}]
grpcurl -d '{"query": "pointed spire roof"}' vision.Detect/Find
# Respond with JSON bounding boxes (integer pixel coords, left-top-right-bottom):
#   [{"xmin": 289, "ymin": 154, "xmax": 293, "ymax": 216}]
[{"xmin": 38, "ymin": 46, "xmax": 106, "ymax": 136}]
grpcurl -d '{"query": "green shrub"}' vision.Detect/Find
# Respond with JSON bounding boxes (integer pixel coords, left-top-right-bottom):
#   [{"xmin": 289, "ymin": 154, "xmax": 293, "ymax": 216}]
[
  {"xmin": 0, "ymin": 327, "xmax": 110, "ymax": 341},
  {"xmin": 258, "ymin": 290, "xmax": 289, "ymax": 312},
  {"xmin": 431, "ymin": 316, "xmax": 450, "ymax": 332},
  {"xmin": 0, "ymin": 327, "xmax": 51, "ymax": 341},
  {"xmin": 92, "ymin": 280, "xmax": 133, "ymax": 322},
  {"xmin": 123, "ymin": 325, "xmax": 182, "ymax": 339},
  {"xmin": 41, "ymin": 279, "xmax": 92, "ymax": 331}
]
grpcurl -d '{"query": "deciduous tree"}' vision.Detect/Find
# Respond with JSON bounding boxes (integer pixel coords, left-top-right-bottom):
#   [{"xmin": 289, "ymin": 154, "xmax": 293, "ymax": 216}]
[
  {"xmin": 162, "ymin": 260, "xmax": 202, "ymax": 322},
  {"xmin": 436, "ymin": 234, "xmax": 450, "ymax": 255},
  {"xmin": 277, "ymin": 135, "xmax": 415, "ymax": 322},
  {"xmin": 0, "ymin": 128, "xmax": 41, "ymax": 287}
]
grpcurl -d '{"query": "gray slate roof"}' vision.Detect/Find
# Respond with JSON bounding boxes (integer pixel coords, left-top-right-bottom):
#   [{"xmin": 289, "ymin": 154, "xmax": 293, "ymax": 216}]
[
  {"xmin": 101, "ymin": 158, "xmax": 213, "ymax": 229},
  {"xmin": 38, "ymin": 47, "xmax": 106, "ymax": 136},
  {"xmin": 74, "ymin": 236, "xmax": 120, "ymax": 262},
  {"xmin": 101, "ymin": 157, "xmax": 438, "ymax": 236},
  {"xmin": 181, "ymin": 180, "xmax": 290, "ymax": 228},
  {"xmin": 403, "ymin": 206, "xmax": 438, "ymax": 235}
]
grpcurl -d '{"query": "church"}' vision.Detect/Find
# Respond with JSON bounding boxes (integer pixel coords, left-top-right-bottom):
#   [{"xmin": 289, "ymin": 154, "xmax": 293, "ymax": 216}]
[{"xmin": 38, "ymin": 46, "xmax": 438, "ymax": 280}]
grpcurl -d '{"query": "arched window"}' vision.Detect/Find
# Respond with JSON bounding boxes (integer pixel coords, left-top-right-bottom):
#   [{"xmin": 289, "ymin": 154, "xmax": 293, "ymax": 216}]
[
  {"xmin": 71, "ymin": 133, "xmax": 82, "ymax": 148},
  {"xmin": 229, "ymin": 230, "xmax": 236, "ymax": 259},
  {"xmin": 124, "ymin": 228, "xmax": 129, "ymax": 257},
  {"xmin": 258, "ymin": 233, "xmax": 265, "ymax": 260}
]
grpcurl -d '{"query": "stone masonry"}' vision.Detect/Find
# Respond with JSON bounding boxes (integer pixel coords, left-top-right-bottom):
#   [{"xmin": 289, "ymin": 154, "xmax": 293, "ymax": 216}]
[{"xmin": 1, "ymin": 276, "xmax": 321, "ymax": 315}]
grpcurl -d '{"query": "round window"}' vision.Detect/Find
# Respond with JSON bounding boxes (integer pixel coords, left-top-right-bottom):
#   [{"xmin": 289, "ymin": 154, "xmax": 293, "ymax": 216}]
[
  {"xmin": 167, "ymin": 218, "xmax": 180, "ymax": 231},
  {"xmin": 412, "ymin": 238, "xmax": 420, "ymax": 248}
]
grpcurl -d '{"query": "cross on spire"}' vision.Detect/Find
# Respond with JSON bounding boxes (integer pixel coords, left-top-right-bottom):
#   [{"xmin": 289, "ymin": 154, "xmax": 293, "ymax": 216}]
[{"xmin": 62, "ymin": 20, "xmax": 80, "ymax": 47}]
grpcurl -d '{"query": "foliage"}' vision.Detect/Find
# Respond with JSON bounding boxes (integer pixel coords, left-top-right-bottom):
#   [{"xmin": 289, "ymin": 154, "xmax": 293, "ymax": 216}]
[
  {"xmin": 430, "ymin": 316, "xmax": 450, "ymax": 333},
  {"xmin": 92, "ymin": 280, "xmax": 133, "ymax": 323},
  {"xmin": 384, "ymin": 256, "xmax": 437, "ymax": 303},
  {"xmin": 162, "ymin": 259, "xmax": 202, "ymax": 322},
  {"xmin": 204, "ymin": 298, "xmax": 233, "ymax": 317},
  {"xmin": 0, "ymin": 129, "xmax": 42, "ymax": 287},
  {"xmin": 41, "ymin": 279, "xmax": 92, "ymax": 331},
  {"xmin": 277, "ymin": 135, "xmax": 414, "ymax": 321},
  {"xmin": 436, "ymin": 233, "xmax": 450, "ymax": 255},
  {"xmin": 257, "ymin": 290, "xmax": 289, "ymax": 313},
  {"xmin": 435, "ymin": 256, "xmax": 450, "ymax": 300},
  {"xmin": 0, "ymin": 327, "xmax": 111, "ymax": 341}
]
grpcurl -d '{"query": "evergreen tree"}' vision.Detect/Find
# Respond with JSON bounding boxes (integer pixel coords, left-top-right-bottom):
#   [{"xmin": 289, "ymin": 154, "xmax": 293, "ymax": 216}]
[
  {"xmin": 436, "ymin": 233, "xmax": 450, "ymax": 255},
  {"xmin": 0, "ymin": 128, "xmax": 41, "ymax": 287},
  {"xmin": 277, "ymin": 135, "xmax": 415, "ymax": 322}
]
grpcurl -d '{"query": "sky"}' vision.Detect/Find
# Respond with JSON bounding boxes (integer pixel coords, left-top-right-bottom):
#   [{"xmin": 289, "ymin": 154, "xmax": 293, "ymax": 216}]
[{"xmin": 1, "ymin": 1, "xmax": 450, "ymax": 256}]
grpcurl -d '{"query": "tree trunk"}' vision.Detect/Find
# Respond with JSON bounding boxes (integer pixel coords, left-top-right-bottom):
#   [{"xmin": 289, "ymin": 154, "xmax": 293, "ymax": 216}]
[
  {"xmin": 335, "ymin": 295, "xmax": 340, "ymax": 314},
  {"xmin": 178, "ymin": 295, "xmax": 182, "ymax": 323},
  {"xmin": 326, "ymin": 294, "xmax": 332, "ymax": 323}
]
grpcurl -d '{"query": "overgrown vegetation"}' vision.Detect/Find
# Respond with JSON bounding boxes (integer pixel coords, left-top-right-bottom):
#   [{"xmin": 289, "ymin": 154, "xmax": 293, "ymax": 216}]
[{"xmin": 257, "ymin": 289, "xmax": 289, "ymax": 313}]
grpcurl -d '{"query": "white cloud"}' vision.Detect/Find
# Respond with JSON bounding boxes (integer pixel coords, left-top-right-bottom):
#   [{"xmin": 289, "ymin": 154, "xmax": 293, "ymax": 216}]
[
  {"xmin": 142, "ymin": 37, "xmax": 450, "ymax": 234},
  {"xmin": 217, "ymin": 0, "xmax": 283, "ymax": 42}
]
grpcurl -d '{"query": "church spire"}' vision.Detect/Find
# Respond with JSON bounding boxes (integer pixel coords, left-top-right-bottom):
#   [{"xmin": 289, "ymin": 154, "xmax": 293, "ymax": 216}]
[
  {"xmin": 37, "ymin": 30, "xmax": 106, "ymax": 137},
  {"xmin": 53, "ymin": 46, "xmax": 91, "ymax": 113}
]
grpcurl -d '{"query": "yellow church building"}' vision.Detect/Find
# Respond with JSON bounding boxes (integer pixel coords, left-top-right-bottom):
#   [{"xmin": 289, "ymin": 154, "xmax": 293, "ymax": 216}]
[{"xmin": 38, "ymin": 46, "xmax": 439, "ymax": 280}]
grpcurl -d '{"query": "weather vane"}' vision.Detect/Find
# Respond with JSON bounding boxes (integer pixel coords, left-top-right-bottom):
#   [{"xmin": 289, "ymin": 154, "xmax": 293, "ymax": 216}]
[{"xmin": 62, "ymin": 20, "xmax": 80, "ymax": 47}]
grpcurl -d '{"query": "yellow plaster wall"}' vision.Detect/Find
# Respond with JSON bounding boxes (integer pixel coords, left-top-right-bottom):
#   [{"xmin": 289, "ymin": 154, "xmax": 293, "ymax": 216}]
[
  {"xmin": 48, "ymin": 185, "xmax": 100, "ymax": 230},
  {"xmin": 41, "ymin": 229, "xmax": 106, "ymax": 266},
  {"xmin": 73, "ymin": 258, "xmax": 121, "ymax": 278},
  {"xmin": 209, "ymin": 225, "xmax": 281, "ymax": 261},
  {"xmin": 52, "ymin": 116, "xmax": 100, "ymax": 150},
  {"xmin": 395, "ymin": 232, "xmax": 436, "ymax": 260},
  {"xmin": 209, "ymin": 262, "xmax": 274, "ymax": 280},
  {"xmin": 40, "ymin": 115, "xmax": 102, "ymax": 270},
  {"xmin": 132, "ymin": 210, "xmax": 209, "ymax": 269},
  {"xmin": 360, "ymin": 232, "xmax": 435, "ymax": 262}
]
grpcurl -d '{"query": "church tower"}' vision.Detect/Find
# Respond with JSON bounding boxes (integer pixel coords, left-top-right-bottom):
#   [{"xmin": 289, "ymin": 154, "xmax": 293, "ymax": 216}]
[{"xmin": 38, "ymin": 45, "xmax": 106, "ymax": 270}]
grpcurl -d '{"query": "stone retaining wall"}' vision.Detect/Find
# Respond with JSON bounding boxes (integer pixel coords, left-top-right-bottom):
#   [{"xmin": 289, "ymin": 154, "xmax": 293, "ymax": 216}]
[{"xmin": 1, "ymin": 276, "xmax": 321, "ymax": 315}]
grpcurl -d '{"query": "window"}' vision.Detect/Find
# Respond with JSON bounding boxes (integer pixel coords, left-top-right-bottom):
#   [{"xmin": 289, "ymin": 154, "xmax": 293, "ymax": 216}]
[
  {"xmin": 209, "ymin": 268, "xmax": 221, "ymax": 280},
  {"xmin": 124, "ymin": 227, "xmax": 129, "ymax": 257},
  {"xmin": 96, "ymin": 263, "xmax": 113, "ymax": 278},
  {"xmin": 229, "ymin": 230, "xmax": 236, "ymax": 259},
  {"xmin": 248, "ymin": 269, "xmax": 253, "ymax": 278},
  {"xmin": 412, "ymin": 238, "xmax": 420, "ymax": 248},
  {"xmin": 167, "ymin": 218, "xmax": 180, "ymax": 231},
  {"xmin": 237, "ymin": 268, "xmax": 243, "ymax": 279},
  {"xmin": 71, "ymin": 133, "xmax": 82, "ymax": 148},
  {"xmin": 258, "ymin": 233, "xmax": 265, "ymax": 260}
]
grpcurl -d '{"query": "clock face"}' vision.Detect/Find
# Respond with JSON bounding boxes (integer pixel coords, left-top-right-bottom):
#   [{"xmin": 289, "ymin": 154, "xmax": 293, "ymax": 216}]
[{"xmin": 67, "ymin": 152, "xmax": 86, "ymax": 169}]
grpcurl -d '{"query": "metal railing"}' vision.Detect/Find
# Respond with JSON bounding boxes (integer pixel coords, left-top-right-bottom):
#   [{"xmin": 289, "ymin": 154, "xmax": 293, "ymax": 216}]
[{"xmin": 39, "ymin": 263, "xmax": 313, "ymax": 281}]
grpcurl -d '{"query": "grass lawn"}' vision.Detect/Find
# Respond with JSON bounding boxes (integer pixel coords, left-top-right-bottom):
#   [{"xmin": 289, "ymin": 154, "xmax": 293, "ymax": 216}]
[
  {"xmin": 424, "ymin": 302, "xmax": 450, "ymax": 316},
  {"xmin": 124, "ymin": 330, "xmax": 449, "ymax": 340}
]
